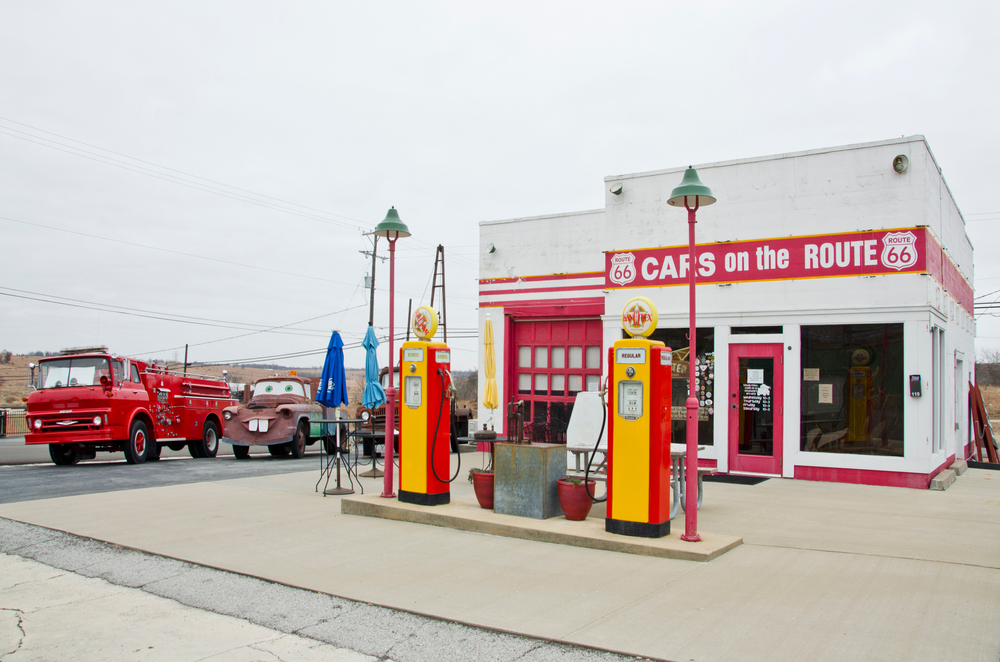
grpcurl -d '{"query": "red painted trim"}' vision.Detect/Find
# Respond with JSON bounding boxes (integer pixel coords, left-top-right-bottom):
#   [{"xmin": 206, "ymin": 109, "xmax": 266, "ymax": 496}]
[
  {"xmin": 698, "ymin": 458, "xmax": 718, "ymax": 469},
  {"xmin": 502, "ymin": 314, "xmax": 516, "ymax": 433},
  {"xmin": 794, "ymin": 454, "xmax": 955, "ymax": 490},
  {"xmin": 480, "ymin": 283, "xmax": 604, "ymax": 297},
  {"xmin": 924, "ymin": 231, "xmax": 974, "ymax": 315},
  {"xmin": 481, "ymin": 299, "xmax": 605, "ymax": 317},
  {"xmin": 480, "ymin": 271, "xmax": 603, "ymax": 285}
]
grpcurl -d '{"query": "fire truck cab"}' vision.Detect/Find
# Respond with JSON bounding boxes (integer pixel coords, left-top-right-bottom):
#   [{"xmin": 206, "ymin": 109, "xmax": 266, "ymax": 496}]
[{"xmin": 25, "ymin": 346, "xmax": 236, "ymax": 465}]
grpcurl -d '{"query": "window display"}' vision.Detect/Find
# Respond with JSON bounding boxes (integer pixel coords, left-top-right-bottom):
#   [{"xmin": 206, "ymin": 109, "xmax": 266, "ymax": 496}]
[{"xmin": 800, "ymin": 324, "xmax": 904, "ymax": 456}]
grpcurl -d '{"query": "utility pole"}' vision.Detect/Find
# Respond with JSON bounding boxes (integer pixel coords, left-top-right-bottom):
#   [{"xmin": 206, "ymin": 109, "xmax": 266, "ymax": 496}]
[
  {"xmin": 183, "ymin": 344, "xmax": 189, "ymax": 375},
  {"xmin": 360, "ymin": 237, "xmax": 388, "ymax": 327}
]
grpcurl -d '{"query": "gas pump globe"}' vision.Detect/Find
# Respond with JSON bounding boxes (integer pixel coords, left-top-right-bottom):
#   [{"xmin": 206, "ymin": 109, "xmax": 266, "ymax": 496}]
[
  {"xmin": 398, "ymin": 305, "xmax": 458, "ymax": 505},
  {"xmin": 606, "ymin": 296, "xmax": 673, "ymax": 538}
]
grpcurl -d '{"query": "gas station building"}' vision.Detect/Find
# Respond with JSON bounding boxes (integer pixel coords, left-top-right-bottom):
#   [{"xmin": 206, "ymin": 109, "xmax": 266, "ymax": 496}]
[{"xmin": 477, "ymin": 136, "xmax": 975, "ymax": 488}]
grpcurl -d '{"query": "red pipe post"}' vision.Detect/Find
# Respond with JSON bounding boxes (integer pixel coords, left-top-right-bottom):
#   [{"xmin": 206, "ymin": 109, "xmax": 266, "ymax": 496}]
[
  {"xmin": 381, "ymin": 234, "xmax": 398, "ymax": 498},
  {"xmin": 681, "ymin": 201, "xmax": 701, "ymax": 542}
]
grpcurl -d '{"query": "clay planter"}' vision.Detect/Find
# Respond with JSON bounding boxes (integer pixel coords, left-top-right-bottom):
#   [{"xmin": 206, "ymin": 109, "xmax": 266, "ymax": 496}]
[
  {"xmin": 557, "ymin": 478, "xmax": 596, "ymax": 521},
  {"xmin": 471, "ymin": 471, "xmax": 495, "ymax": 509}
]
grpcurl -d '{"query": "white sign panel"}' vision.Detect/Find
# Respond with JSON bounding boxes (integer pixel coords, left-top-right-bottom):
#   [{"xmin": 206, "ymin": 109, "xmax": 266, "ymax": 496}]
[{"xmin": 615, "ymin": 348, "xmax": 647, "ymax": 364}]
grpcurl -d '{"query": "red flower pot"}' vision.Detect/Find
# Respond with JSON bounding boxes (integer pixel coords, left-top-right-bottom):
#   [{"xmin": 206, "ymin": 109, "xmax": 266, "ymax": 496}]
[
  {"xmin": 557, "ymin": 478, "xmax": 596, "ymax": 521},
  {"xmin": 472, "ymin": 471, "xmax": 494, "ymax": 509}
]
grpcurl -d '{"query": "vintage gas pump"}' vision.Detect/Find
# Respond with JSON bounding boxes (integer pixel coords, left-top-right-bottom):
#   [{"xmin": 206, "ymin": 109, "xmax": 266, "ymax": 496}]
[
  {"xmin": 398, "ymin": 305, "xmax": 459, "ymax": 505},
  {"xmin": 847, "ymin": 348, "xmax": 873, "ymax": 443},
  {"xmin": 606, "ymin": 296, "xmax": 673, "ymax": 538}
]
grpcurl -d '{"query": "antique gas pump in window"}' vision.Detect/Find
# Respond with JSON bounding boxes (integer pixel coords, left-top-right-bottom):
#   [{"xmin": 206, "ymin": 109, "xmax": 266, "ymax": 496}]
[
  {"xmin": 398, "ymin": 305, "xmax": 458, "ymax": 505},
  {"xmin": 606, "ymin": 296, "xmax": 673, "ymax": 538}
]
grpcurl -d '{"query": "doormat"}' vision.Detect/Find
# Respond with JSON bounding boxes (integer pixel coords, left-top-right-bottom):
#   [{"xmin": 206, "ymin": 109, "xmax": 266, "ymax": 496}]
[
  {"xmin": 968, "ymin": 461, "xmax": 1000, "ymax": 471},
  {"xmin": 702, "ymin": 474, "xmax": 770, "ymax": 485}
]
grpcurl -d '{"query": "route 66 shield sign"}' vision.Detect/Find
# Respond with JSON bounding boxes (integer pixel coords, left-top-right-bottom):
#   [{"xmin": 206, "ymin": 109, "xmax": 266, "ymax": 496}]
[
  {"xmin": 609, "ymin": 252, "xmax": 637, "ymax": 286},
  {"xmin": 881, "ymin": 231, "xmax": 918, "ymax": 271}
]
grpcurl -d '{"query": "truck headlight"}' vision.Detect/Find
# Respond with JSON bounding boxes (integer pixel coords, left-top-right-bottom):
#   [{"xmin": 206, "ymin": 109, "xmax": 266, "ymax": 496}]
[
  {"xmin": 92, "ymin": 416, "xmax": 102, "ymax": 426},
  {"xmin": 33, "ymin": 419, "xmax": 42, "ymax": 429},
  {"xmin": 224, "ymin": 411, "xmax": 232, "ymax": 420}
]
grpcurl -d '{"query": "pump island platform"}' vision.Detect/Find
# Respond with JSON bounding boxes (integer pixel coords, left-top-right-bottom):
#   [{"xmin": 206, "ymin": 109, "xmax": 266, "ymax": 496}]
[{"xmin": 341, "ymin": 491, "xmax": 742, "ymax": 562}]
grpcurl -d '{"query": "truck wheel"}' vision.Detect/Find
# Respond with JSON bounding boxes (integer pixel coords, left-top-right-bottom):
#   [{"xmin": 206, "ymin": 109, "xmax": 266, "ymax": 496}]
[
  {"xmin": 124, "ymin": 420, "xmax": 150, "ymax": 464},
  {"xmin": 233, "ymin": 445, "xmax": 250, "ymax": 460},
  {"xmin": 49, "ymin": 444, "xmax": 80, "ymax": 466},
  {"xmin": 290, "ymin": 422, "xmax": 308, "ymax": 459},
  {"xmin": 268, "ymin": 443, "xmax": 290, "ymax": 458},
  {"xmin": 188, "ymin": 421, "xmax": 220, "ymax": 458},
  {"xmin": 147, "ymin": 442, "xmax": 162, "ymax": 461}
]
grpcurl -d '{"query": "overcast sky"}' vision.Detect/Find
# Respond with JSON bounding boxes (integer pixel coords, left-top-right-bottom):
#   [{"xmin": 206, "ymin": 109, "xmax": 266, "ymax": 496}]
[{"xmin": 2, "ymin": 1, "xmax": 998, "ymax": 372}]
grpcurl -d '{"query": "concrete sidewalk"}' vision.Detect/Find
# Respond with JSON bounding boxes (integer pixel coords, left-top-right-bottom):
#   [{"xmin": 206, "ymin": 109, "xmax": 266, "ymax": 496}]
[{"xmin": 1, "ymin": 455, "xmax": 998, "ymax": 661}]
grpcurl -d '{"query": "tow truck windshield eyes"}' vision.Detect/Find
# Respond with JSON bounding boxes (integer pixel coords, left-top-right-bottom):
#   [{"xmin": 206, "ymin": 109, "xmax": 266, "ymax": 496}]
[
  {"xmin": 254, "ymin": 381, "xmax": 305, "ymax": 397},
  {"xmin": 39, "ymin": 357, "xmax": 112, "ymax": 389}
]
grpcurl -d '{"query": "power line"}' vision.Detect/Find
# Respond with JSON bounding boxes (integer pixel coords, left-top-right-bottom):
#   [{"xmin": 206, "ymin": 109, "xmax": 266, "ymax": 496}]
[{"xmin": 0, "ymin": 215, "xmax": 362, "ymax": 287}]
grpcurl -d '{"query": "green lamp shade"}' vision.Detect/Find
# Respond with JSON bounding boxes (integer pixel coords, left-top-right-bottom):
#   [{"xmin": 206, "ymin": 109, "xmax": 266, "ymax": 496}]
[
  {"xmin": 667, "ymin": 167, "xmax": 716, "ymax": 207},
  {"xmin": 374, "ymin": 207, "xmax": 411, "ymax": 238}
]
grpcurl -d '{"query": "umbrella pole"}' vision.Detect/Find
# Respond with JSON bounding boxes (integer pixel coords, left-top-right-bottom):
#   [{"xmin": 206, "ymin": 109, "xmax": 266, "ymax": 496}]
[{"xmin": 324, "ymin": 408, "xmax": 354, "ymax": 495}]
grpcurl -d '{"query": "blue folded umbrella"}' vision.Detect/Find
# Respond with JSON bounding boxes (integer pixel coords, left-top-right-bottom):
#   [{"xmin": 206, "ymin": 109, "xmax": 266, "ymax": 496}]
[
  {"xmin": 317, "ymin": 331, "xmax": 348, "ymax": 409},
  {"xmin": 361, "ymin": 325, "xmax": 386, "ymax": 410}
]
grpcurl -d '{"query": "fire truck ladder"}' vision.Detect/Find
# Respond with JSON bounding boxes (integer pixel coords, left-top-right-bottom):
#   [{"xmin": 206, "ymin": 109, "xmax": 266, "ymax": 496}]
[
  {"xmin": 430, "ymin": 244, "xmax": 448, "ymax": 344},
  {"xmin": 970, "ymin": 381, "xmax": 1000, "ymax": 463}
]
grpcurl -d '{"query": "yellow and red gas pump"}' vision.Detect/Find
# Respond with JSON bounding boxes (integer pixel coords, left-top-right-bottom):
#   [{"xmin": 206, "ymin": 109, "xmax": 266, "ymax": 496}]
[
  {"xmin": 398, "ymin": 305, "xmax": 459, "ymax": 505},
  {"xmin": 847, "ymin": 348, "xmax": 873, "ymax": 443},
  {"xmin": 606, "ymin": 297, "xmax": 673, "ymax": 538}
]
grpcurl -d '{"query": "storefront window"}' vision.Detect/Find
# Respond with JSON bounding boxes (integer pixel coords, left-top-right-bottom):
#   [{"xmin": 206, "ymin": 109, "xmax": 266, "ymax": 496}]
[
  {"xmin": 800, "ymin": 324, "xmax": 904, "ymax": 456},
  {"xmin": 647, "ymin": 327, "xmax": 716, "ymax": 447},
  {"xmin": 513, "ymin": 319, "xmax": 603, "ymax": 444}
]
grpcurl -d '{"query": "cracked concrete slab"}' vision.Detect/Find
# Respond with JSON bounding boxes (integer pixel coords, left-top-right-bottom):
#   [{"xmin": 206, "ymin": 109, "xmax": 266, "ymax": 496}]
[
  {"xmin": 0, "ymin": 552, "xmax": 373, "ymax": 662},
  {"xmin": 0, "ymin": 523, "xmax": 645, "ymax": 662}
]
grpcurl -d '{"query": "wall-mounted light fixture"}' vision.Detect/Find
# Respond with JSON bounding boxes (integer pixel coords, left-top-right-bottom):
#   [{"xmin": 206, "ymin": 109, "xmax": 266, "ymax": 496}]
[
  {"xmin": 610, "ymin": 183, "xmax": 623, "ymax": 195},
  {"xmin": 487, "ymin": 243, "xmax": 496, "ymax": 253},
  {"xmin": 893, "ymin": 155, "xmax": 909, "ymax": 174}
]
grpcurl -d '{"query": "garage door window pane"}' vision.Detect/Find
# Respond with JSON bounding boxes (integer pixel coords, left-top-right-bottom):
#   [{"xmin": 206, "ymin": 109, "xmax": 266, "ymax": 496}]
[
  {"xmin": 518, "ymin": 346, "xmax": 531, "ymax": 368},
  {"xmin": 551, "ymin": 347, "xmax": 565, "ymax": 369},
  {"xmin": 586, "ymin": 346, "xmax": 601, "ymax": 369},
  {"xmin": 569, "ymin": 375, "xmax": 583, "ymax": 393},
  {"xmin": 535, "ymin": 374, "xmax": 548, "ymax": 393},
  {"xmin": 586, "ymin": 375, "xmax": 601, "ymax": 391},
  {"xmin": 535, "ymin": 347, "xmax": 548, "ymax": 369},
  {"xmin": 551, "ymin": 374, "xmax": 565, "ymax": 395},
  {"xmin": 518, "ymin": 373, "xmax": 531, "ymax": 394},
  {"xmin": 569, "ymin": 347, "xmax": 583, "ymax": 369}
]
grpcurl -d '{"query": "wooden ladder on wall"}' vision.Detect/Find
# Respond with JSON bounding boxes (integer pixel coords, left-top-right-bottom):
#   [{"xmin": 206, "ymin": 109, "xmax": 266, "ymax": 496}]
[{"xmin": 969, "ymin": 381, "xmax": 1000, "ymax": 463}]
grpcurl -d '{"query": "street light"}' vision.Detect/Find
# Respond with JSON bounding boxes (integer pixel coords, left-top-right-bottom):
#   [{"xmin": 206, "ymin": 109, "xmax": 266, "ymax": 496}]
[
  {"xmin": 667, "ymin": 167, "xmax": 716, "ymax": 542},
  {"xmin": 373, "ymin": 206, "xmax": 411, "ymax": 498}
]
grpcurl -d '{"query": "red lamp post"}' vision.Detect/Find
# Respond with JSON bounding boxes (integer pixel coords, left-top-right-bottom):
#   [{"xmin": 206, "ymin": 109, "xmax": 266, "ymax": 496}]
[
  {"xmin": 373, "ymin": 207, "xmax": 410, "ymax": 498},
  {"xmin": 667, "ymin": 167, "xmax": 716, "ymax": 542}
]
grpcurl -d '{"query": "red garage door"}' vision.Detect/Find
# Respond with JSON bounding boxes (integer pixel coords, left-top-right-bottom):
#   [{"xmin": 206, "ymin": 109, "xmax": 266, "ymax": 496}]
[{"xmin": 512, "ymin": 319, "xmax": 603, "ymax": 443}]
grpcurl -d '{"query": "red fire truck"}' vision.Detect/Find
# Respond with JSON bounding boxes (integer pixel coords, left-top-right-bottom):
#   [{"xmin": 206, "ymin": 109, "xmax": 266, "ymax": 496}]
[{"xmin": 25, "ymin": 346, "xmax": 236, "ymax": 465}]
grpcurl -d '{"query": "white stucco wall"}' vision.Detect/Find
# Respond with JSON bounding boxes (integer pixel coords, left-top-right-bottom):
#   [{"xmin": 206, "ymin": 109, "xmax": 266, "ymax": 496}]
[{"xmin": 479, "ymin": 136, "xmax": 975, "ymax": 480}]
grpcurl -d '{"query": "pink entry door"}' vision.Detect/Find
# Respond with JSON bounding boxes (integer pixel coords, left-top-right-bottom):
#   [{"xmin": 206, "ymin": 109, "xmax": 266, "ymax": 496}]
[{"xmin": 728, "ymin": 343, "xmax": 783, "ymax": 475}]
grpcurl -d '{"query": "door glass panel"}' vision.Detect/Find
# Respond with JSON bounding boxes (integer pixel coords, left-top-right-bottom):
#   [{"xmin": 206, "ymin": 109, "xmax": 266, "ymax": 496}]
[
  {"xmin": 518, "ymin": 373, "xmax": 531, "ymax": 394},
  {"xmin": 586, "ymin": 346, "xmax": 601, "ymax": 369},
  {"xmin": 518, "ymin": 346, "xmax": 532, "ymax": 368},
  {"xmin": 535, "ymin": 374, "xmax": 548, "ymax": 393},
  {"xmin": 569, "ymin": 347, "xmax": 583, "ymax": 369},
  {"xmin": 738, "ymin": 357, "xmax": 774, "ymax": 456},
  {"xmin": 535, "ymin": 347, "xmax": 548, "ymax": 369},
  {"xmin": 586, "ymin": 375, "xmax": 600, "ymax": 391},
  {"xmin": 551, "ymin": 374, "xmax": 565, "ymax": 395},
  {"xmin": 569, "ymin": 374, "xmax": 583, "ymax": 394},
  {"xmin": 551, "ymin": 347, "xmax": 565, "ymax": 369}
]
